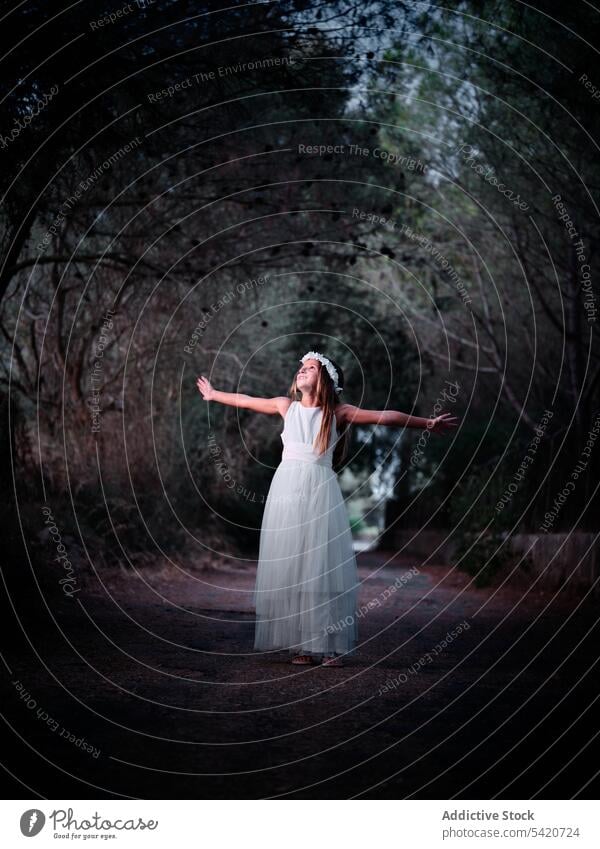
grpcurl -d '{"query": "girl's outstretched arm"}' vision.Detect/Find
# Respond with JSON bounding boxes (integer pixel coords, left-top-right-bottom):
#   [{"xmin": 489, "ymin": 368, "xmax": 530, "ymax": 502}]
[
  {"xmin": 337, "ymin": 403, "xmax": 459, "ymax": 434},
  {"xmin": 196, "ymin": 375, "xmax": 289, "ymax": 416}
]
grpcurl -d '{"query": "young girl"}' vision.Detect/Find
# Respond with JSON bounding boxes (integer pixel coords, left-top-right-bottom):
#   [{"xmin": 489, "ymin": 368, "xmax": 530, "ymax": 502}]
[{"xmin": 197, "ymin": 352, "xmax": 458, "ymax": 668}]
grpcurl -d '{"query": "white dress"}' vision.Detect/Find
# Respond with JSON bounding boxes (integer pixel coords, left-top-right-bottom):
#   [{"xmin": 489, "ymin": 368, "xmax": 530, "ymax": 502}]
[{"xmin": 253, "ymin": 400, "xmax": 359, "ymax": 658}]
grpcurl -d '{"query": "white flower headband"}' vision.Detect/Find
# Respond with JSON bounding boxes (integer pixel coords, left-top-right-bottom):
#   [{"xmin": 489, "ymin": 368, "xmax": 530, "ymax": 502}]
[{"xmin": 300, "ymin": 351, "xmax": 342, "ymax": 393}]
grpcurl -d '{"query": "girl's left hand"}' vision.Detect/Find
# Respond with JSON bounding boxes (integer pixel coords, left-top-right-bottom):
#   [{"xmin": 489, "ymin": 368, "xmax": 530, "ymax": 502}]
[
  {"xmin": 196, "ymin": 375, "xmax": 215, "ymax": 401},
  {"xmin": 427, "ymin": 413, "xmax": 460, "ymax": 434}
]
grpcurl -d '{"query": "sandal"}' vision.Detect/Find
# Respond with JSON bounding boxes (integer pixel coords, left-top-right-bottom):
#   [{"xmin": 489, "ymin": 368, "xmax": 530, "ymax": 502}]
[
  {"xmin": 321, "ymin": 654, "xmax": 344, "ymax": 667},
  {"xmin": 291, "ymin": 654, "xmax": 314, "ymax": 665}
]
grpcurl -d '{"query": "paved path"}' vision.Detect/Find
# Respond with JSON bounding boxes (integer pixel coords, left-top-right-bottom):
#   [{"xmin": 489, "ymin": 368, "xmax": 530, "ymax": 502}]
[{"xmin": 3, "ymin": 550, "xmax": 599, "ymax": 798}]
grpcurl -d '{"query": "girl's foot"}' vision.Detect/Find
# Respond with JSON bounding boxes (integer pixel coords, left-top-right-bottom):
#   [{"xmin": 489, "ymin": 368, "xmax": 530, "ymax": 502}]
[
  {"xmin": 322, "ymin": 654, "xmax": 343, "ymax": 667},
  {"xmin": 291, "ymin": 654, "xmax": 314, "ymax": 665}
]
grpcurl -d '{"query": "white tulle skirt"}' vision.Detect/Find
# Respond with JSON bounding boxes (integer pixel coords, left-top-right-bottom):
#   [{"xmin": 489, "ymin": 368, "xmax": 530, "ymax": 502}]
[{"xmin": 253, "ymin": 459, "xmax": 359, "ymax": 658}]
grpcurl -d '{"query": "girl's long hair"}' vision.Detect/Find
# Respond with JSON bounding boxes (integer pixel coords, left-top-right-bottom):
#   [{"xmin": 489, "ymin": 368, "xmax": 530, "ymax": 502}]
[{"xmin": 288, "ymin": 356, "xmax": 350, "ymax": 472}]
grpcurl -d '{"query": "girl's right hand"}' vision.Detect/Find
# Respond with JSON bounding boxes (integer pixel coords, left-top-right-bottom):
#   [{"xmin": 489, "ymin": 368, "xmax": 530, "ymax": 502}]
[
  {"xmin": 196, "ymin": 375, "xmax": 215, "ymax": 401},
  {"xmin": 426, "ymin": 412, "xmax": 459, "ymax": 434}
]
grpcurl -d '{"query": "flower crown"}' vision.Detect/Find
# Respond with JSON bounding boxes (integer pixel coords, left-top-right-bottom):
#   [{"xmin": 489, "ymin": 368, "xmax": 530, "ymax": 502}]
[{"xmin": 300, "ymin": 351, "xmax": 343, "ymax": 393}]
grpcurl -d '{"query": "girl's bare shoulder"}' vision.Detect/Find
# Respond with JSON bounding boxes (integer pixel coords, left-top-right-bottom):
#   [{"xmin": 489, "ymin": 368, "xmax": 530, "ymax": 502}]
[{"xmin": 276, "ymin": 397, "xmax": 293, "ymax": 418}]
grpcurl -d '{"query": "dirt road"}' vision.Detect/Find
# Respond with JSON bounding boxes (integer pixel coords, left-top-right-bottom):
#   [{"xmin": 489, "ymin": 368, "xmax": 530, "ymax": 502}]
[{"xmin": 3, "ymin": 550, "xmax": 599, "ymax": 799}]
